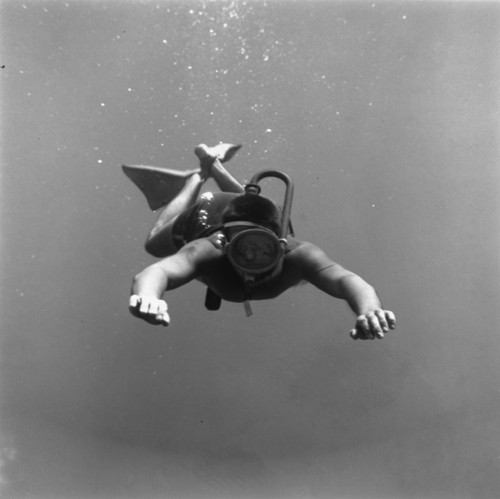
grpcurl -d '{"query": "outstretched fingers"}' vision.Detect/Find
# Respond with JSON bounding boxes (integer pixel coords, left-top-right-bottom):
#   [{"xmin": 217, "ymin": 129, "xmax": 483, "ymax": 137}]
[
  {"xmin": 350, "ymin": 310, "xmax": 396, "ymax": 340},
  {"xmin": 129, "ymin": 295, "xmax": 170, "ymax": 326},
  {"xmin": 384, "ymin": 310, "xmax": 396, "ymax": 330}
]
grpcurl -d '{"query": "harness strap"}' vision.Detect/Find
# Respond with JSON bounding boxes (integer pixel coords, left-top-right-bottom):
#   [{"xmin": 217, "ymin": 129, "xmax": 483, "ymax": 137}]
[{"xmin": 205, "ymin": 288, "xmax": 222, "ymax": 310}]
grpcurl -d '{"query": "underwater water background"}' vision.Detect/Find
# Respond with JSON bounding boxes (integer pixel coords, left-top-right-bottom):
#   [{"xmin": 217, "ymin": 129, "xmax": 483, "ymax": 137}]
[{"xmin": 1, "ymin": 1, "xmax": 499, "ymax": 498}]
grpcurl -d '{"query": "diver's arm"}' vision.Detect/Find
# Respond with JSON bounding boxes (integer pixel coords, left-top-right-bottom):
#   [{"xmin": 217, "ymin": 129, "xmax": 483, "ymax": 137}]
[
  {"xmin": 129, "ymin": 240, "xmax": 217, "ymax": 326},
  {"xmin": 299, "ymin": 243, "xmax": 396, "ymax": 340}
]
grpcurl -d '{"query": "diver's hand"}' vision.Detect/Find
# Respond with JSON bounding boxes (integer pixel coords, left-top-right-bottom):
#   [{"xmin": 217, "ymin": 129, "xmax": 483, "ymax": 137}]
[
  {"xmin": 129, "ymin": 294, "xmax": 170, "ymax": 326},
  {"xmin": 350, "ymin": 310, "xmax": 396, "ymax": 340}
]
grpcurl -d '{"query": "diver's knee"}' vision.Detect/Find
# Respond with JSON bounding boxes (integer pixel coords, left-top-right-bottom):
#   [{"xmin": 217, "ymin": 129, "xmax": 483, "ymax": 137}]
[
  {"xmin": 145, "ymin": 239, "xmax": 165, "ymax": 258},
  {"xmin": 145, "ymin": 237, "xmax": 177, "ymax": 258}
]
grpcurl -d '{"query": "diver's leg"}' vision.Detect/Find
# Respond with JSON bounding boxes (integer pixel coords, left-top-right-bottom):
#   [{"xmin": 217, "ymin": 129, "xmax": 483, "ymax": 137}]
[
  {"xmin": 145, "ymin": 172, "xmax": 204, "ymax": 257},
  {"xmin": 195, "ymin": 144, "xmax": 245, "ymax": 194},
  {"xmin": 211, "ymin": 158, "xmax": 245, "ymax": 193},
  {"xmin": 145, "ymin": 143, "xmax": 243, "ymax": 257}
]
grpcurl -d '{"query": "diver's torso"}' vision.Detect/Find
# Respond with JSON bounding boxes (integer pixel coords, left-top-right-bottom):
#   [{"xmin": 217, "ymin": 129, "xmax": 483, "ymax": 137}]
[{"xmin": 197, "ymin": 237, "xmax": 305, "ymax": 302}]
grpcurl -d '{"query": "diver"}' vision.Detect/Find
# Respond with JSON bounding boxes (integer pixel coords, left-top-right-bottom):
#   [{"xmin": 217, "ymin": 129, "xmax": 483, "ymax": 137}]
[{"xmin": 124, "ymin": 143, "xmax": 396, "ymax": 340}]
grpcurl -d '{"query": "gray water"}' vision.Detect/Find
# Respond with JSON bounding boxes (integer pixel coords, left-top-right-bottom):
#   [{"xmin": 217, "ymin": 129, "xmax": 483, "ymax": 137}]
[{"xmin": 1, "ymin": 1, "xmax": 499, "ymax": 498}]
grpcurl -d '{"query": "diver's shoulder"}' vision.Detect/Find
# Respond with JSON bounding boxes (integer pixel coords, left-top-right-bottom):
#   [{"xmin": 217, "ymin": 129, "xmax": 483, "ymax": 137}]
[
  {"xmin": 285, "ymin": 239, "xmax": 327, "ymax": 262},
  {"xmin": 285, "ymin": 237, "xmax": 316, "ymax": 253},
  {"xmin": 178, "ymin": 237, "xmax": 224, "ymax": 262}
]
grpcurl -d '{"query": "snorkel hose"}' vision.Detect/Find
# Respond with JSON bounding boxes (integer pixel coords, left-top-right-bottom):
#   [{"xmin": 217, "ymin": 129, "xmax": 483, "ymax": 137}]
[{"xmin": 244, "ymin": 170, "xmax": 294, "ymax": 244}]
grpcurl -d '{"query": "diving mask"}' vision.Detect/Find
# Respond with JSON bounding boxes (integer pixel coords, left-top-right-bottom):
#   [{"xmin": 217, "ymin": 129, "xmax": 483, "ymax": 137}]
[{"xmin": 223, "ymin": 221, "xmax": 286, "ymax": 284}]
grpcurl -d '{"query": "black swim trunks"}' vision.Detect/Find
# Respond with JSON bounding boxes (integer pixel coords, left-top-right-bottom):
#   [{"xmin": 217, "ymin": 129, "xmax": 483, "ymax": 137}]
[{"xmin": 172, "ymin": 192, "xmax": 239, "ymax": 249}]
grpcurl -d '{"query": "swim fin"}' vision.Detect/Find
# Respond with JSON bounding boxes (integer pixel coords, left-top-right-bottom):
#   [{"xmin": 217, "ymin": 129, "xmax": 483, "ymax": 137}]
[
  {"xmin": 123, "ymin": 143, "xmax": 242, "ymax": 211},
  {"xmin": 122, "ymin": 164, "xmax": 198, "ymax": 211},
  {"xmin": 209, "ymin": 143, "xmax": 242, "ymax": 163}
]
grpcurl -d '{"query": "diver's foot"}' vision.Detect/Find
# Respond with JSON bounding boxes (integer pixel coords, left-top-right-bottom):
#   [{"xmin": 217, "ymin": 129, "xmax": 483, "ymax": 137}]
[
  {"xmin": 194, "ymin": 142, "xmax": 241, "ymax": 166},
  {"xmin": 211, "ymin": 143, "xmax": 242, "ymax": 163},
  {"xmin": 194, "ymin": 144, "xmax": 213, "ymax": 161},
  {"xmin": 194, "ymin": 144, "xmax": 215, "ymax": 179}
]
